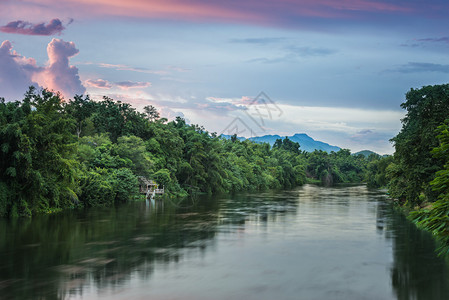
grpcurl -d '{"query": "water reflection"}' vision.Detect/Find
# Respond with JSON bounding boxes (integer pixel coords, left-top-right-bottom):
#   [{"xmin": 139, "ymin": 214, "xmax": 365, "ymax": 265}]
[
  {"xmin": 0, "ymin": 199, "xmax": 220, "ymax": 299},
  {"xmin": 0, "ymin": 185, "xmax": 448, "ymax": 299},
  {"xmin": 388, "ymin": 213, "xmax": 449, "ymax": 299}
]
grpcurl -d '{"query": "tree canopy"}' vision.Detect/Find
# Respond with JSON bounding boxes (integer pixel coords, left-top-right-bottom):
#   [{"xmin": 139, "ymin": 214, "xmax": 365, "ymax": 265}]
[{"xmin": 1, "ymin": 88, "xmax": 375, "ymax": 217}]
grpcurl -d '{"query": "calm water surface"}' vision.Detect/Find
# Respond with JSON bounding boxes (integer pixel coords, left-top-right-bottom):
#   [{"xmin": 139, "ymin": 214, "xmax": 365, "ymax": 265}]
[{"xmin": 1, "ymin": 184, "xmax": 449, "ymax": 300}]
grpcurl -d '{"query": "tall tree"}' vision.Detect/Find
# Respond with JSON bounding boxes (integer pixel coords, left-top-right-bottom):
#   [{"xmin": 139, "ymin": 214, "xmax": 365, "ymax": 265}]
[
  {"xmin": 390, "ymin": 84, "xmax": 449, "ymax": 205},
  {"xmin": 143, "ymin": 105, "xmax": 160, "ymax": 122}
]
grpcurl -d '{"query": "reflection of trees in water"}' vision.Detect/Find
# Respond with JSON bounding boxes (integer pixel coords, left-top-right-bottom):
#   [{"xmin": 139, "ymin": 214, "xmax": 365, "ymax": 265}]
[
  {"xmin": 375, "ymin": 195, "xmax": 389, "ymax": 234},
  {"xmin": 381, "ymin": 204, "xmax": 449, "ymax": 299},
  {"xmin": 0, "ymin": 199, "xmax": 220, "ymax": 300},
  {"xmin": 0, "ymin": 190, "xmax": 300, "ymax": 300},
  {"xmin": 216, "ymin": 189, "xmax": 300, "ymax": 227},
  {"xmin": 9, "ymin": 187, "xmax": 449, "ymax": 300}
]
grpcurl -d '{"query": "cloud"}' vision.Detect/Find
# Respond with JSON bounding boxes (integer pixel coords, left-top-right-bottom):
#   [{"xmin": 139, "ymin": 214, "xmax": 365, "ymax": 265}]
[
  {"xmin": 0, "ymin": 40, "xmax": 41, "ymax": 100},
  {"xmin": 159, "ymin": 107, "xmax": 189, "ymax": 122},
  {"xmin": 354, "ymin": 129, "xmax": 373, "ymax": 135},
  {"xmin": 230, "ymin": 37, "xmax": 288, "ymax": 45},
  {"xmin": 271, "ymin": 104, "xmax": 403, "ymax": 135},
  {"xmin": 207, "ymin": 96, "xmax": 251, "ymax": 106},
  {"xmin": 231, "ymin": 37, "xmax": 336, "ymax": 64},
  {"xmin": 417, "ymin": 37, "xmax": 449, "ymax": 44},
  {"xmin": 388, "ymin": 62, "xmax": 449, "ymax": 73},
  {"xmin": 247, "ymin": 45, "xmax": 338, "ymax": 64},
  {"xmin": 0, "ymin": 38, "xmax": 87, "ymax": 100},
  {"xmin": 85, "ymin": 79, "xmax": 112, "ymax": 89},
  {"xmin": 91, "ymin": 91, "xmax": 246, "ymax": 119},
  {"xmin": 115, "ymin": 81, "xmax": 151, "ymax": 90},
  {"xmin": 166, "ymin": 65, "xmax": 190, "ymax": 72},
  {"xmin": 349, "ymin": 129, "xmax": 394, "ymax": 153},
  {"xmin": 84, "ymin": 79, "xmax": 152, "ymax": 90},
  {"xmin": 207, "ymin": 93, "xmax": 281, "ymax": 108},
  {"xmin": 81, "ymin": 62, "xmax": 169, "ymax": 75},
  {"xmin": 0, "ymin": 19, "xmax": 67, "ymax": 36},
  {"xmin": 401, "ymin": 36, "xmax": 449, "ymax": 48},
  {"xmin": 248, "ymin": 45, "xmax": 337, "ymax": 64},
  {"xmin": 286, "ymin": 45, "xmax": 337, "ymax": 57},
  {"xmin": 0, "ymin": 0, "xmax": 418, "ymax": 29},
  {"xmin": 197, "ymin": 98, "xmax": 246, "ymax": 112},
  {"xmin": 34, "ymin": 38, "xmax": 85, "ymax": 97}
]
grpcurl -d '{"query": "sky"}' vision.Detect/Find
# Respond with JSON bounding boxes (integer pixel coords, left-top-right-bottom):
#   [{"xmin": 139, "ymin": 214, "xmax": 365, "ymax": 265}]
[{"xmin": 1, "ymin": 0, "xmax": 449, "ymax": 154}]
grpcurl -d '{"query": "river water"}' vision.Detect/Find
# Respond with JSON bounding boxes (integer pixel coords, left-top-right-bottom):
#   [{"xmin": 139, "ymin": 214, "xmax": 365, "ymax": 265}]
[{"xmin": 1, "ymin": 184, "xmax": 449, "ymax": 300}]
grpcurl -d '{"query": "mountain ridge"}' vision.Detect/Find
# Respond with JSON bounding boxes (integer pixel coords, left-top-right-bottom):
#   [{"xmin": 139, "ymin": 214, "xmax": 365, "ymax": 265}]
[{"xmin": 221, "ymin": 133, "xmax": 341, "ymax": 152}]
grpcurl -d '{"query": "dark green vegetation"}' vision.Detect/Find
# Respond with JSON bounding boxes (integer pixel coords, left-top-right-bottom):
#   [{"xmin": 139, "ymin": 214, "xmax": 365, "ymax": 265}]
[
  {"xmin": 374, "ymin": 84, "xmax": 449, "ymax": 255},
  {"xmin": 389, "ymin": 84, "xmax": 449, "ymax": 205},
  {"xmin": 410, "ymin": 120, "xmax": 449, "ymax": 254},
  {"xmin": 0, "ymin": 88, "xmax": 376, "ymax": 217}
]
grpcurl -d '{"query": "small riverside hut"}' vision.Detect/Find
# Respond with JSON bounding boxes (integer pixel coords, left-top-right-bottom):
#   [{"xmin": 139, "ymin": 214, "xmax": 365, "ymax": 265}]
[{"xmin": 138, "ymin": 176, "xmax": 164, "ymax": 198}]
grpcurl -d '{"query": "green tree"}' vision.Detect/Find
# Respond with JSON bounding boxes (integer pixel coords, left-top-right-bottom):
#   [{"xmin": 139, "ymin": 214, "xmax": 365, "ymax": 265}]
[
  {"xmin": 143, "ymin": 105, "xmax": 160, "ymax": 122},
  {"xmin": 0, "ymin": 88, "xmax": 80, "ymax": 216},
  {"xmin": 114, "ymin": 135, "xmax": 153, "ymax": 177},
  {"xmin": 411, "ymin": 120, "xmax": 449, "ymax": 255},
  {"xmin": 365, "ymin": 155, "xmax": 393, "ymax": 188},
  {"xmin": 390, "ymin": 84, "xmax": 449, "ymax": 205}
]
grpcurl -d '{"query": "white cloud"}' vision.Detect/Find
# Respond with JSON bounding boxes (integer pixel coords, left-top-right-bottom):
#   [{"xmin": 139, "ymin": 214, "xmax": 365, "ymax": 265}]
[
  {"xmin": 276, "ymin": 104, "xmax": 403, "ymax": 133},
  {"xmin": 0, "ymin": 39, "xmax": 85, "ymax": 100},
  {"xmin": 0, "ymin": 40, "xmax": 41, "ymax": 100}
]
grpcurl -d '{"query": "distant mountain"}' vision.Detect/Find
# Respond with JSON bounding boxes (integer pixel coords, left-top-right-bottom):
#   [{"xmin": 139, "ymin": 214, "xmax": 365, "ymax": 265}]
[
  {"xmin": 353, "ymin": 150, "xmax": 379, "ymax": 157},
  {"xmin": 221, "ymin": 133, "xmax": 340, "ymax": 152},
  {"xmin": 250, "ymin": 133, "xmax": 340, "ymax": 152},
  {"xmin": 354, "ymin": 150, "xmax": 391, "ymax": 158}
]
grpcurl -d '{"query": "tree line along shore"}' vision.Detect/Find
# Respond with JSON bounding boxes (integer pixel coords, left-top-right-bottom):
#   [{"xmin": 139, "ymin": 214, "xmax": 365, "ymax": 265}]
[{"xmin": 1, "ymin": 84, "xmax": 449, "ymax": 254}]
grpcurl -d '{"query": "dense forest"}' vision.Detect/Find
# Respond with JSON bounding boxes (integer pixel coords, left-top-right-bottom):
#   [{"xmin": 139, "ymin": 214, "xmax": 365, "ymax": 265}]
[
  {"xmin": 2, "ymin": 84, "xmax": 449, "ymax": 256},
  {"xmin": 0, "ymin": 87, "xmax": 379, "ymax": 217}
]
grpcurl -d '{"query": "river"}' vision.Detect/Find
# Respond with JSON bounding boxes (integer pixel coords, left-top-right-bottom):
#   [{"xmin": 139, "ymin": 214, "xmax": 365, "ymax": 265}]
[{"xmin": 1, "ymin": 184, "xmax": 449, "ymax": 299}]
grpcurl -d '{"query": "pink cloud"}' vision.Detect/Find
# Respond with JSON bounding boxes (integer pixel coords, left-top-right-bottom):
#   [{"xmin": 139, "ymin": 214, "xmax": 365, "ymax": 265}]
[
  {"xmin": 85, "ymin": 78, "xmax": 113, "ymax": 89},
  {"xmin": 0, "ymin": 39, "xmax": 86, "ymax": 100},
  {"xmin": 35, "ymin": 38, "xmax": 86, "ymax": 98},
  {"xmin": 0, "ymin": 19, "xmax": 66, "ymax": 36},
  {"xmin": 90, "ymin": 92, "xmax": 189, "ymax": 122},
  {"xmin": 84, "ymin": 79, "xmax": 152, "ymax": 91},
  {"xmin": 80, "ymin": 62, "xmax": 169, "ymax": 75},
  {"xmin": 115, "ymin": 81, "xmax": 151, "ymax": 90},
  {"xmin": 0, "ymin": 0, "xmax": 418, "ymax": 29},
  {"xmin": 0, "ymin": 40, "xmax": 41, "ymax": 100}
]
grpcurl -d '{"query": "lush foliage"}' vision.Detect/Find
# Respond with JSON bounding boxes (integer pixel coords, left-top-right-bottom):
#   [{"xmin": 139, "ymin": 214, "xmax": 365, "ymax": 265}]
[
  {"xmin": 305, "ymin": 149, "xmax": 367, "ymax": 185},
  {"xmin": 365, "ymin": 154, "xmax": 393, "ymax": 188},
  {"xmin": 1, "ymin": 88, "xmax": 374, "ymax": 217},
  {"xmin": 0, "ymin": 89, "xmax": 80, "ymax": 217},
  {"xmin": 389, "ymin": 84, "xmax": 449, "ymax": 206},
  {"xmin": 410, "ymin": 121, "xmax": 449, "ymax": 255}
]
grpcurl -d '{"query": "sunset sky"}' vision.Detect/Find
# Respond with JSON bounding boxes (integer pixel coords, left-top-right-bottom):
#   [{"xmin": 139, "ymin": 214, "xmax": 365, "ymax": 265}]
[{"xmin": 1, "ymin": 0, "xmax": 449, "ymax": 153}]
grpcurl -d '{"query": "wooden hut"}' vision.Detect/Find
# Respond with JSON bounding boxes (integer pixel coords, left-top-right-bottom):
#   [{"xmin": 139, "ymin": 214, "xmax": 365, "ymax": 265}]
[{"xmin": 138, "ymin": 176, "xmax": 164, "ymax": 198}]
